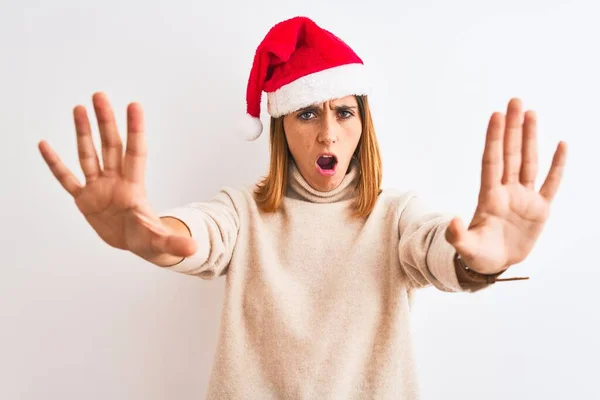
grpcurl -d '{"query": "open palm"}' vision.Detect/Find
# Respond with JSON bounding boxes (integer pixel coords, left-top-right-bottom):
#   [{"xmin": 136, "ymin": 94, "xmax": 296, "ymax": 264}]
[
  {"xmin": 38, "ymin": 92, "xmax": 196, "ymax": 263},
  {"xmin": 446, "ymin": 98, "xmax": 567, "ymax": 274}
]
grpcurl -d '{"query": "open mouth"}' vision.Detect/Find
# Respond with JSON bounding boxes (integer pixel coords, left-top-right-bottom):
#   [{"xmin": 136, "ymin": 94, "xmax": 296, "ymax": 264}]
[{"xmin": 316, "ymin": 154, "xmax": 338, "ymax": 176}]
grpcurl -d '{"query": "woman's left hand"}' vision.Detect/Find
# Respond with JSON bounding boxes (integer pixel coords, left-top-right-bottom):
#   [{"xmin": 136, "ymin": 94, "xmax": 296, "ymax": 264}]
[{"xmin": 445, "ymin": 98, "xmax": 567, "ymax": 275}]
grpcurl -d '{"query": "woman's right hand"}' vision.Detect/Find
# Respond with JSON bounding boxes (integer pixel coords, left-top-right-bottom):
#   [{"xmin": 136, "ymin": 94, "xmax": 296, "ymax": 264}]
[{"xmin": 38, "ymin": 92, "xmax": 197, "ymax": 266}]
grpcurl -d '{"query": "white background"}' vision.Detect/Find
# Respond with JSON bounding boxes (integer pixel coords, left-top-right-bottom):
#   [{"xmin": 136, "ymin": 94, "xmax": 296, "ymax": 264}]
[{"xmin": 3, "ymin": 0, "xmax": 599, "ymax": 399}]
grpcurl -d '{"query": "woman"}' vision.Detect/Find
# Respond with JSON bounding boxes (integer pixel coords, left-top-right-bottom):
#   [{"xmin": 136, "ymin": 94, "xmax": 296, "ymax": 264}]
[{"xmin": 38, "ymin": 16, "xmax": 567, "ymax": 400}]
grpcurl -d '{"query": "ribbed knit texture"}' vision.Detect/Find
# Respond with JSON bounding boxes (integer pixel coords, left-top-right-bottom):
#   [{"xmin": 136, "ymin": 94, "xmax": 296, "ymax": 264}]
[{"xmin": 158, "ymin": 159, "xmax": 488, "ymax": 399}]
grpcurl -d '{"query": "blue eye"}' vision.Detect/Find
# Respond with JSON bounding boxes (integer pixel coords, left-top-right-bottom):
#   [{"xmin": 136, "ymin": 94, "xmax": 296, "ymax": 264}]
[
  {"xmin": 338, "ymin": 110, "xmax": 353, "ymax": 119},
  {"xmin": 298, "ymin": 111, "xmax": 315, "ymax": 120},
  {"xmin": 297, "ymin": 109, "xmax": 354, "ymax": 121}
]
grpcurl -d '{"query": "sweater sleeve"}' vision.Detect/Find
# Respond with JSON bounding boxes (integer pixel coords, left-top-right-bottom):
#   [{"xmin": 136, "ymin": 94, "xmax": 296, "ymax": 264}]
[
  {"xmin": 397, "ymin": 194, "xmax": 492, "ymax": 293},
  {"xmin": 157, "ymin": 190, "xmax": 240, "ymax": 279}
]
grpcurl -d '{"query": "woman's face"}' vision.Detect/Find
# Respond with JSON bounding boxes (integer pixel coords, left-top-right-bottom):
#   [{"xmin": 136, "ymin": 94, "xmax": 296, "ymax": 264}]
[{"xmin": 283, "ymin": 96, "xmax": 362, "ymax": 192}]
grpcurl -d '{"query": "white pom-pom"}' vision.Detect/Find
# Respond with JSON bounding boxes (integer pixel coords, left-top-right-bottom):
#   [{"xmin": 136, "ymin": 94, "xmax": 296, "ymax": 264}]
[{"xmin": 240, "ymin": 113, "xmax": 263, "ymax": 141}]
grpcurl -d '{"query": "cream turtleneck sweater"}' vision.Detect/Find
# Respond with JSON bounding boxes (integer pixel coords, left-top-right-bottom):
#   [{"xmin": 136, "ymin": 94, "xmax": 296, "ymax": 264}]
[{"xmin": 158, "ymin": 159, "xmax": 491, "ymax": 399}]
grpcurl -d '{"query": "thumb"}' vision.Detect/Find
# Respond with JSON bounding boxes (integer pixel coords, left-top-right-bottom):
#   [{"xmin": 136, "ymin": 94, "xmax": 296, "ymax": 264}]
[
  {"xmin": 132, "ymin": 206, "xmax": 198, "ymax": 258},
  {"xmin": 165, "ymin": 234, "xmax": 198, "ymax": 258},
  {"xmin": 152, "ymin": 233, "xmax": 198, "ymax": 258},
  {"xmin": 444, "ymin": 217, "xmax": 464, "ymax": 245},
  {"xmin": 445, "ymin": 217, "xmax": 477, "ymax": 258}
]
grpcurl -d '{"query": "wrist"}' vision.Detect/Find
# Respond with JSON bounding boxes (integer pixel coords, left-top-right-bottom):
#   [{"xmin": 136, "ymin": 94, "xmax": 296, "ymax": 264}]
[
  {"xmin": 454, "ymin": 253, "xmax": 505, "ymax": 284},
  {"xmin": 160, "ymin": 216, "xmax": 192, "ymax": 238}
]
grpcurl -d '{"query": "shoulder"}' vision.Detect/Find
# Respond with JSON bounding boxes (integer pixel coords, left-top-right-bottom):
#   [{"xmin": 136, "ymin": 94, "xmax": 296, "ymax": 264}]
[
  {"xmin": 213, "ymin": 184, "xmax": 259, "ymax": 212},
  {"xmin": 377, "ymin": 188, "xmax": 419, "ymax": 212},
  {"xmin": 377, "ymin": 188, "xmax": 443, "ymax": 223}
]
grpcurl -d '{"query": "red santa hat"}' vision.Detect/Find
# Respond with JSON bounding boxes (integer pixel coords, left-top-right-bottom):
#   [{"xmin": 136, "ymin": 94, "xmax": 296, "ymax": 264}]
[{"xmin": 241, "ymin": 16, "xmax": 371, "ymax": 141}]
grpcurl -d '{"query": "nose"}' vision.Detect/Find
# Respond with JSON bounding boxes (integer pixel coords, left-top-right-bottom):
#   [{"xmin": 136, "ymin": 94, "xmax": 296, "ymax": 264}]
[{"xmin": 317, "ymin": 115, "xmax": 338, "ymax": 145}]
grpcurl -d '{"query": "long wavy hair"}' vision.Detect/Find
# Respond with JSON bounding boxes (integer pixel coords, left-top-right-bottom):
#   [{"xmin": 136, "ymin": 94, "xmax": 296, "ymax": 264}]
[{"xmin": 253, "ymin": 95, "xmax": 382, "ymax": 218}]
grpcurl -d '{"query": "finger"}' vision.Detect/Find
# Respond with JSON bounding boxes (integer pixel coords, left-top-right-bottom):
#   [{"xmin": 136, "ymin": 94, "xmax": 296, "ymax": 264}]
[
  {"xmin": 502, "ymin": 98, "xmax": 524, "ymax": 184},
  {"xmin": 445, "ymin": 217, "xmax": 479, "ymax": 259},
  {"xmin": 520, "ymin": 110, "xmax": 538, "ymax": 188},
  {"xmin": 92, "ymin": 92, "xmax": 123, "ymax": 175},
  {"xmin": 73, "ymin": 105, "xmax": 101, "ymax": 182},
  {"xmin": 480, "ymin": 112, "xmax": 505, "ymax": 190},
  {"xmin": 135, "ymin": 209, "xmax": 170, "ymax": 236},
  {"xmin": 539, "ymin": 141, "xmax": 567, "ymax": 202},
  {"xmin": 38, "ymin": 140, "xmax": 83, "ymax": 197},
  {"xmin": 134, "ymin": 208, "xmax": 197, "ymax": 258},
  {"xmin": 165, "ymin": 235, "xmax": 198, "ymax": 258},
  {"xmin": 122, "ymin": 102, "xmax": 147, "ymax": 183},
  {"xmin": 151, "ymin": 233, "xmax": 198, "ymax": 258}
]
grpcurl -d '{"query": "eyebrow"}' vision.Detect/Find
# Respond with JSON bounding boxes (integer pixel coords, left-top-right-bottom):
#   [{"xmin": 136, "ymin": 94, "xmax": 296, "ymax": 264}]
[{"xmin": 297, "ymin": 104, "xmax": 358, "ymax": 113}]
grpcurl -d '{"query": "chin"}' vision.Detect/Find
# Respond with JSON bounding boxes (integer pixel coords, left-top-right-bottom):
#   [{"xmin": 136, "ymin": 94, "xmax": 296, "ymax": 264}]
[{"xmin": 316, "ymin": 170, "xmax": 344, "ymax": 192}]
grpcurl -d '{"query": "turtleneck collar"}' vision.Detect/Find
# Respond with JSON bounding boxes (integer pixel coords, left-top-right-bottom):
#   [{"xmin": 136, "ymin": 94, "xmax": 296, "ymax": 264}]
[{"xmin": 286, "ymin": 157, "xmax": 360, "ymax": 203}]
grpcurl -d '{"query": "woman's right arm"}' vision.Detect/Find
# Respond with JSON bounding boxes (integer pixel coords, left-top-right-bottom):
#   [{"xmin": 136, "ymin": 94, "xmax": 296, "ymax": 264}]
[{"xmin": 156, "ymin": 190, "xmax": 241, "ymax": 278}]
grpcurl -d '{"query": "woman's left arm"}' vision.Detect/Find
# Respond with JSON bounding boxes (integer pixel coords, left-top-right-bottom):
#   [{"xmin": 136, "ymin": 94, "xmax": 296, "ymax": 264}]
[
  {"xmin": 397, "ymin": 196, "xmax": 502, "ymax": 293},
  {"xmin": 398, "ymin": 98, "xmax": 567, "ymax": 292},
  {"xmin": 444, "ymin": 97, "xmax": 567, "ymax": 276}
]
